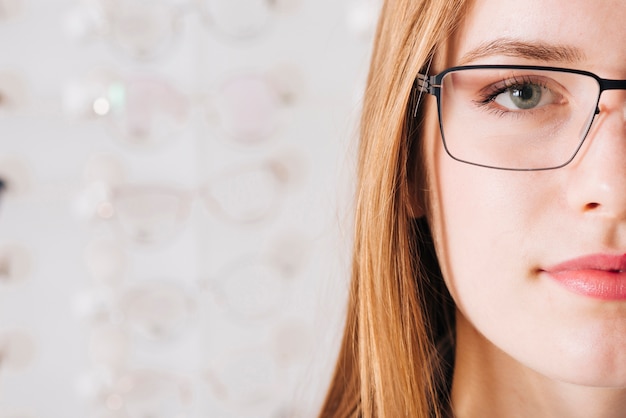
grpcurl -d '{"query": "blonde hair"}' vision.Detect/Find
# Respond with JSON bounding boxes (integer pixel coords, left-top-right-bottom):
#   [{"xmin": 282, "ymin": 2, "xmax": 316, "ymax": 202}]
[{"xmin": 319, "ymin": 1, "xmax": 469, "ymax": 417}]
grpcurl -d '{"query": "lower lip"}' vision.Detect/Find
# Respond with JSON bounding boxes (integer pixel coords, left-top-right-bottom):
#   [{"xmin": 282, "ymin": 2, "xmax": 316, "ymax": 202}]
[{"xmin": 546, "ymin": 270, "xmax": 626, "ymax": 301}]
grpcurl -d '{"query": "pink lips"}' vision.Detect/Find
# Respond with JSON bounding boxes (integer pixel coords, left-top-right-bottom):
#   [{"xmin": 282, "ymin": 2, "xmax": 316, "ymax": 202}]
[{"xmin": 543, "ymin": 253, "xmax": 626, "ymax": 300}]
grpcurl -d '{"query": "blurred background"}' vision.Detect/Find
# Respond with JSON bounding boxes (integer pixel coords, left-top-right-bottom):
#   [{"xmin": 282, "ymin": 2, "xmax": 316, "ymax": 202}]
[{"xmin": 0, "ymin": 0, "xmax": 379, "ymax": 416}]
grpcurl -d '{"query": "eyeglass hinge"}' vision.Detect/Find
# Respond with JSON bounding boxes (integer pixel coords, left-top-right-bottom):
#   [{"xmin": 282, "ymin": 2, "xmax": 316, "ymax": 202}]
[
  {"xmin": 416, "ymin": 73, "xmax": 431, "ymax": 94},
  {"xmin": 416, "ymin": 73, "xmax": 441, "ymax": 94}
]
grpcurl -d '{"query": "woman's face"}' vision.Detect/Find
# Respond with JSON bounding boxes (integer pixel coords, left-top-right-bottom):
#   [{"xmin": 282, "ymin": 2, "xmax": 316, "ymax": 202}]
[{"xmin": 424, "ymin": 0, "xmax": 626, "ymax": 386}]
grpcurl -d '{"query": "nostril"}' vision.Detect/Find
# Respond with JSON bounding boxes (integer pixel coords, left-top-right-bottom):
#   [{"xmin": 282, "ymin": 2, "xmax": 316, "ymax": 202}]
[{"xmin": 585, "ymin": 202, "xmax": 600, "ymax": 211}]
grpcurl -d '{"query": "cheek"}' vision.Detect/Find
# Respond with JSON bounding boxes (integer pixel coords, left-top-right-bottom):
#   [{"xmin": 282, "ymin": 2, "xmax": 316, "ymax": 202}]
[
  {"xmin": 421, "ymin": 107, "xmax": 554, "ymax": 315},
  {"xmin": 432, "ymin": 161, "xmax": 527, "ymax": 312}
]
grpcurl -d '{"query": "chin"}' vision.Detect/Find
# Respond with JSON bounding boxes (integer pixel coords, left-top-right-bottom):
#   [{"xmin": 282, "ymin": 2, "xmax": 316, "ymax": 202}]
[{"xmin": 531, "ymin": 337, "xmax": 626, "ymax": 389}]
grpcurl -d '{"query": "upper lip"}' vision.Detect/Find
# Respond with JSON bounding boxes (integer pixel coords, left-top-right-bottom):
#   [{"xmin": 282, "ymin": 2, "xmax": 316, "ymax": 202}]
[{"xmin": 543, "ymin": 253, "xmax": 626, "ymax": 274}]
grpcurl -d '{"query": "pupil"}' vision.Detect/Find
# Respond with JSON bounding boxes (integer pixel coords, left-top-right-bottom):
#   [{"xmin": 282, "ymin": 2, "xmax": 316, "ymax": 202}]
[
  {"xmin": 511, "ymin": 84, "xmax": 541, "ymax": 109},
  {"xmin": 517, "ymin": 85, "xmax": 533, "ymax": 100}
]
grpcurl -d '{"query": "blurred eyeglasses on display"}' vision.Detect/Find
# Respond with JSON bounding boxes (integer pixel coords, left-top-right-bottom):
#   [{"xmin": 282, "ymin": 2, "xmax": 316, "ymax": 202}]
[
  {"xmin": 104, "ymin": 0, "xmax": 183, "ymax": 59},
  {"xmin": 63, "ymin": 68, "xmax": 296, "ymax": 150},
  {"xmin": 0, "ymin": 329, "xmax": 36, "ymax": 372},
  {"xmin": 119, "ymin": 279, "xmax": 196, "ymax": 341},
  {"xmin": 206, "ymin": 71, "xmax": 293, "ymax": 146},
  {"xmin": 65, "ymin": 0, "xmax": 301, "ymax": 60},
  {"xmin": 95, "ymin": 369, "xmax": 193, "ymax": 418},
  {"xmin": 0, "ymin": 178, "xmax": 5, "ymax": 205},
  {"xmin": 200, "ymin": 0, "xmax": 273, "ymax": 40},
  {"xmin": 203, "ymin": 256, "xmax": 289, "ymax": 321},
  {"xmin": 64, "ymin": 0, "xmax": 183, "ymax": 60},
  {"xmin": 0, "ymin": 71, "xmax": 28, "ymax": 113},
  {"xmin": 86, "ymin": 323, "xmax": 129, "ymax": 369},
  {"xmin": 63, "ymin": 70, "xmax": 190, "ymax": 150},
  {"xmin": 0, "ymin": 244, "xmax": 31, "ymax": 285},
  {"xmin": 0, "ymin": 156, "xmax": 32, "ymax": 198},
  {"xmin": 0, "ymin": 0, "xmax": 23, "ymax": 21},
  {"xmin": 83, "ymin": 159, "xmax": 290, "ymax": 246},
  {"xmin": 205, "ymin": 347, "xmax": 279, "ymax": 408},
  {"xmin": 83, "ymin": 238, "xmax": 127, "ymax": 287}
]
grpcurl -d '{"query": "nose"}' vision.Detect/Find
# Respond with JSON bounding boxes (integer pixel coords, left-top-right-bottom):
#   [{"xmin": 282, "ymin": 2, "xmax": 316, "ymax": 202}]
[{"xmin": 566, "ymin": 91, "xmax": 626, "ymax": 220}]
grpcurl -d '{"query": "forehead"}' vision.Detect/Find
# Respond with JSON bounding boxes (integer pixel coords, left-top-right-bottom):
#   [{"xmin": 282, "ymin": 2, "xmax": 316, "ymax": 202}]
[{"xmin": 450, "ymin": 0, "xmax": 626, "ymax": 73}]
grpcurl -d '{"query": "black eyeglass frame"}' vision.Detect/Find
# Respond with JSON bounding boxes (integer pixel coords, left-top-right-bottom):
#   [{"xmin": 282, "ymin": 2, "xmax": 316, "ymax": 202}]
[{"xmin": 416, "ymin": 64, "xmax": 626, "ymax": 171}]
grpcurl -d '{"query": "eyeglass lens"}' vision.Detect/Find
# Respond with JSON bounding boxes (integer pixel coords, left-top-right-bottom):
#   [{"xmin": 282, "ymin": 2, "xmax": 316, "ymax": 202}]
[{"xmin": 438, "ymin": 67, "xmax": 601, "ymax": 170}]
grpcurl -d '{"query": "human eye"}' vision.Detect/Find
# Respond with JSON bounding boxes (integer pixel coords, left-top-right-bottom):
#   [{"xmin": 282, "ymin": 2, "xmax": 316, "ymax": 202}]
[{"xmin": 475, "ymin": 74, "xmax": 565, "ymax": 113}]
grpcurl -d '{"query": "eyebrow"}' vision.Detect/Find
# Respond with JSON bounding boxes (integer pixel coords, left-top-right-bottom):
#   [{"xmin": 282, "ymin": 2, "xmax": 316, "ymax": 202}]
[{"xmin": 458, "ymin": 38, "xmax": 586, "ymax": 65}]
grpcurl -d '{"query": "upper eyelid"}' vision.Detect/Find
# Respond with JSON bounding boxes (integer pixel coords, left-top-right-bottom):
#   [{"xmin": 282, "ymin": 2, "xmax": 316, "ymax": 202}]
[
  {"xmin": 488, "ymin": 75, "xmax": 552, "ymax": 91},
  {"xmin": 471, "ymin": 72, "xmax": 566, "ymax": 92}
]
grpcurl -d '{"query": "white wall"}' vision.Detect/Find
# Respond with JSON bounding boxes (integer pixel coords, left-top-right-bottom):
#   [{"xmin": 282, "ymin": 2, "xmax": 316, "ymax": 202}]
[{"xmin": 0, "ymin": 0, "xmax": 377, "ymax": 417}]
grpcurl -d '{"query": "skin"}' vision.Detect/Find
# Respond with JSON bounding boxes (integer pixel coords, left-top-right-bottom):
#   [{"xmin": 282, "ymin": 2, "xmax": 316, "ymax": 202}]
[{"xmin": 421, "ymin": 0, "xmax": 626, "ymax": 416}]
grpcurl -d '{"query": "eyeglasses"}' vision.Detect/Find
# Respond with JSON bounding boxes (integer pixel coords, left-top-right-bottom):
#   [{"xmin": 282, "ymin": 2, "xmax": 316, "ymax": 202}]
[
  {"xmin": 416, "ymin": 65, "xmax": 626, "ymax": 171},
  {"xmin": 64, "ymin": 68, "xmax": 294, "ymax": 150},
  {"xmin": 205, "ymin": 346, "xmax": 280, "ymax": 407},
  {"xmin": 202, "ymin": 256, "xmax": 289, "ymax": 320},
  {"xmin": 0, "ymin": 0, "xmax": 23, "ymax": 21},
  {"xmin": 0, "ymin": 329, "xmax": 36, "ymax": 372},
  {"xmin": 0, "ymin": 243, "xmax": 31, "ymax": 285},
  {"xmin": 64, "ymin": 0, "xmax": 296, "ymax": 60},
  {"xmin": 93, "ymin": 368, "xmax": 193, "ymax": 416},
  {"xmin": 201, "ymin": 0, "xmax": 274, "ymax": 40},
  {"xmin": 84, "ymin": 159, "xmax": 289, "ymax": 246}
]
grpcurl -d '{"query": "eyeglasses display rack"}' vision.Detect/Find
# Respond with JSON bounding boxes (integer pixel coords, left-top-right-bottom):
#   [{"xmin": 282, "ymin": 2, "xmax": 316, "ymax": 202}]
[{"xmin": 0, "ymin": 0, "xmax": 378, "ymax": 416}]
